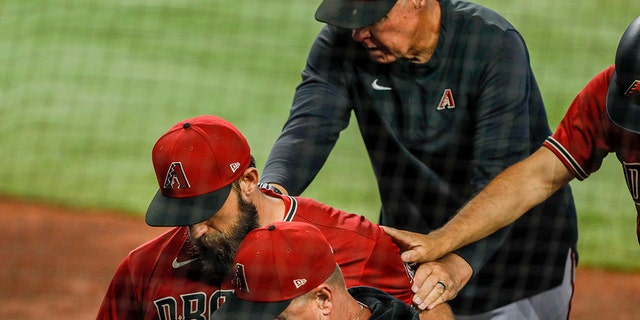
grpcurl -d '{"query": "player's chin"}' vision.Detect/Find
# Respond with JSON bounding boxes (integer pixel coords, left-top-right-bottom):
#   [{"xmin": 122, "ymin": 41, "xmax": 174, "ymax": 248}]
[{"xmin": 367, "ymin": 50, "xmax": 397, "ymax": 64}]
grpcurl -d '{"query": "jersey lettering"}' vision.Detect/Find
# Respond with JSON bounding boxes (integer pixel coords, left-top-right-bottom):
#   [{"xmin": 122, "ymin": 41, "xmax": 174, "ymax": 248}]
[
  {"xmin": 154, "ymin": 297, "xmax": 177, "ymax": 320},
  {"xmin": 623, "ymin": 162, "xmax": 640, "ymax": 204},
  {"xmin": 181, "ymin": 293, "xmax": 207, "ymax": 320},
  {"xmin": 153, "ymin": 290, "xmax": 234, "ymax": 320},
  {"xmin": 403, "ymin": 262, "xmax": 415, "ymax": 283},
  {"xmin": 163, "ymin": 162, "xmax": 191, "ymax": 189},
  {"xmin": 213, "ymin": 290, "xmax": 234, "ymax": 310}
]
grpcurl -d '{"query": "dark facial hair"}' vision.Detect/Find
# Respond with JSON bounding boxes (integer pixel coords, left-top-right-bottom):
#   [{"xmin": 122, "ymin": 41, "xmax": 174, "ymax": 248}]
[{"xmin": 189, "ymin": 191, "xmax": 260, "ymax": 280}]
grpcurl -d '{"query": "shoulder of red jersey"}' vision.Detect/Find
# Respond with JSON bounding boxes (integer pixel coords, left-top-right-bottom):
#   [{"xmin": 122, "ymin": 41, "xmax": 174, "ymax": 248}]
[{"xmin": 290, "ymin": 196, "xmax": 378, "ymax": 238}]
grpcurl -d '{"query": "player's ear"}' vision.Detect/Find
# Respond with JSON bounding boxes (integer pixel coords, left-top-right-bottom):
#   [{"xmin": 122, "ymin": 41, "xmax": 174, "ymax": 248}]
[
  {"xmin": 314, "ymin": 285, "xmax": 333, "ymax": 316},
  {"xmin": 239, "ymin": 167, "xmax": 259, "ymax": 195}
]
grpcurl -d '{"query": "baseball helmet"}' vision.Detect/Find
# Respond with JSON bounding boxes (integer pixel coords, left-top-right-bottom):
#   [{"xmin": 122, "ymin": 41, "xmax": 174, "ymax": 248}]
[{"xmin": 606, "ymin": 16, "xmax": 640, "ymax": 133}]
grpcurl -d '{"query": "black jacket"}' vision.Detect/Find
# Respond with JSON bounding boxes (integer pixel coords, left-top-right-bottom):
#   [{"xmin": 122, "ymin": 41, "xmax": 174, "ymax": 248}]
[
  {"xmin": 263, "ymin": 0, "xmax": 577, "ymax": 314},
  {"xmin": 349, "ymin": 287, "xmax": 420, "ymax": 320}
]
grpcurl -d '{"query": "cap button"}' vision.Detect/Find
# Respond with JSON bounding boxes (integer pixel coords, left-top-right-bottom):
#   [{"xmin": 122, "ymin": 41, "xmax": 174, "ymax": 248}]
[
  {"xmin": 183, "ymin": 122, "xmax": 191, "ymax": 129},
  {"xmin": 268, "ymin": 225, "xmax": 276, "ymax": 231}
]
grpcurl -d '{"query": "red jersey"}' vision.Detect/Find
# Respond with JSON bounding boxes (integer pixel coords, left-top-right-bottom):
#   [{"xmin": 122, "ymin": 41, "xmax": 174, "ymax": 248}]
[
  {"xmin": 543, "ymin": 65, "xmax": 640, "ymax": 243},
  {"xmin": 96, "ymin": 191, "xmax": 414, "ymax": 319}
]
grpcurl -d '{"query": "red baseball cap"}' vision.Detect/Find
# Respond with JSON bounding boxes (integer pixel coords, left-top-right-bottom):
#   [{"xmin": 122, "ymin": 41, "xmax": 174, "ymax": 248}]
[
  {"xmin": 214, "ymin": 222, "xmax": 337, "ymax": 320},
  {"xmin": 145, "ymin": 115, "xmax": 251, "ymax": 227}
]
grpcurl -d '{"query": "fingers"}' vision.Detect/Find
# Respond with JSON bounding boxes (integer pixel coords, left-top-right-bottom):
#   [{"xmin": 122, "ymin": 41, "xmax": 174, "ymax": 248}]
[
  {"xmin": 426, "ymin": 283, "xmax": 449, "ymax": 311},
  {"xmin": 411, "ymin": 263, "xmax": 456, "ymax": 311},
  {"xmin": 412, "ymin": 279, "xmax": 450, "ymax": 310},
  {"xmin": 380, "ymin": 226, "xmax": 426, "ymax": 263},
  {"xmin": 401, "ymin": 250, "xmax": 420, "ymax": 263},
  {"xmin": 379, "ymin": 226, "xmax": 412, "ymax": 248}
]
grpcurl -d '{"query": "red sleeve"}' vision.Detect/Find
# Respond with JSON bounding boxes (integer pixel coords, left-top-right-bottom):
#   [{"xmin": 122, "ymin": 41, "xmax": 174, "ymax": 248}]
[
  {"xmin": 543, "ymin": 66, "xmax": 615, "ymax": 180},
  {"xmin": 96, "ymin": 255, "xmax": 142, "ymax": 319}
]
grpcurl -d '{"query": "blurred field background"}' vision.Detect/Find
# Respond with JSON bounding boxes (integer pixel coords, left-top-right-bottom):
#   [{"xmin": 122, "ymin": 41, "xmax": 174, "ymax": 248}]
[{"xmin": 0, "ymin": 0, "xmax": 638, "ymax": 271}]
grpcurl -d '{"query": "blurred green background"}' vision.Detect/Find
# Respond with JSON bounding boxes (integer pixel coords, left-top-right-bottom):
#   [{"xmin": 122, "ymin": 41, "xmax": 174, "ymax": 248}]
[{"xmin": 0, "ymin": 0, "xmax": 638, "ymax": 270}]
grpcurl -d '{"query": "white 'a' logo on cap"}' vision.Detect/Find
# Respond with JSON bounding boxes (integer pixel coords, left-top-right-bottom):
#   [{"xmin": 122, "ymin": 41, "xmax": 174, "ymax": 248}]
[{"xmin": 163, "ymin": 162, "xmax": 191, "ymax": 189}]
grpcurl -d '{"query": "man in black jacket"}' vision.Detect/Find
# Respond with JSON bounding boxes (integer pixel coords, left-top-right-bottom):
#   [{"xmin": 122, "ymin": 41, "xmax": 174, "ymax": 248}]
[{"xmin": 262, "ymin": 0, "xmax": 578, "ymax": 318}]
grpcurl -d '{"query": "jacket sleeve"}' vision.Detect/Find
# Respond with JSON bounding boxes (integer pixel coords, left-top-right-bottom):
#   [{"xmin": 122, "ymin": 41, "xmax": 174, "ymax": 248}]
[{"xmin": 261, "ymin": 26, "xmax": 353, "ymax": 195}]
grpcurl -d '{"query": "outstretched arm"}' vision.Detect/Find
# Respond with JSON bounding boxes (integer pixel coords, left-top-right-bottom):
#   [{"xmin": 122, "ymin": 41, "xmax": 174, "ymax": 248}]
[{"xmin": 384, "ymin": 146, "xmax": 576, "ymax": 264}]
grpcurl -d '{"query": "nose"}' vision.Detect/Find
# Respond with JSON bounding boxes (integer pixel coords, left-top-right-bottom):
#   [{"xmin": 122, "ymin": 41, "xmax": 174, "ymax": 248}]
[
  {"xmin": 352, "ymin": 27, "xmax": 370, "ymax": 42},
  {"xmin": 188, "ymin": 222, "xmax": 209, "ymax": 239}
]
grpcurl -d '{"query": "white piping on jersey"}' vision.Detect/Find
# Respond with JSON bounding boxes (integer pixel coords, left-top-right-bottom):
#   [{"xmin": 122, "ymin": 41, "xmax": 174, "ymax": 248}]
[
  {"xmin": 545, "ymin": 137, "xmax": 589, "ymax": 180},
  {"xmin": 283, "ymin": 196, "xmax": 297, "ymax": 222}
]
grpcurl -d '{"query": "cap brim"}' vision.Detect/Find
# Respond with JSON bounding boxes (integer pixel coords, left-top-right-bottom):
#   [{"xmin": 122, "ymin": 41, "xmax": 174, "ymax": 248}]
[
  {"xmin": 213, "ymin": 294, "xmax": 292, "ymax": 320},
  {"xmin": 606, "ymin": 72, "xmax": 640, "ymax": 134},
  {"xmin": 145, "ymin": 184, "xmax": 232, "ymax": 227},
  {"xmin": 315, "ymin": 0, "xmax": 397, "ymax": 29}
]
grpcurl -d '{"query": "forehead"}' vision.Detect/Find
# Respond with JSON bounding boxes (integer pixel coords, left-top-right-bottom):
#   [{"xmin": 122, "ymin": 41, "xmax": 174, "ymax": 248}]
[{"xmin": 367, "ymin": 1, "xmax": 410, "ymax": 28}]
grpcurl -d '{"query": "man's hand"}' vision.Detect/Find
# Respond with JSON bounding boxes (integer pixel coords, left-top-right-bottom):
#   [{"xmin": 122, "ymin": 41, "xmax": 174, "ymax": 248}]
[
  {"xmin": 410, "ymin": 253, "xmax": 472, "ymax": 310},
  {"xmin": 380, "ymin": 226, "xmax": 446, "ymax": 264},
  {"xmin": 381, "ymin": 226, "xmax": 472, "ymax": 310}
]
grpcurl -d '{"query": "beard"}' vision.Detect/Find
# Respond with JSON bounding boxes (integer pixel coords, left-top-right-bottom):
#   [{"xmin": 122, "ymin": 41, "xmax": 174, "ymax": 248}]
[{"xmin": 189, "ymin": 193, "xmax": 260, "ymax": 281}]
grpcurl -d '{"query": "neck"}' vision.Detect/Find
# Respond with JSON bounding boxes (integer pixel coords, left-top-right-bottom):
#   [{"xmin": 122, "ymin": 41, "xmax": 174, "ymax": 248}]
[
  {"xmin": 255, "ymin": 190, "xmax": 286, "ymax": 226},
  {"xmin": 355, "ymin": 301, "xmax": 370, "ymax": 320},
  {"xmin": 408, "ymin": 0, "xmax": 441, "ymax": 63}
]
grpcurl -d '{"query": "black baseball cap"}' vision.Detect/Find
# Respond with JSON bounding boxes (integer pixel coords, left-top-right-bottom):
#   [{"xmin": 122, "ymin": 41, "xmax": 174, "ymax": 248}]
[
  {"xmin": 606, "ymin": 16, "xmax": 640, "ymax": 134},
  {"xmin": 315, "ymin": 0, "xmax": 398, "ymax": 29}
]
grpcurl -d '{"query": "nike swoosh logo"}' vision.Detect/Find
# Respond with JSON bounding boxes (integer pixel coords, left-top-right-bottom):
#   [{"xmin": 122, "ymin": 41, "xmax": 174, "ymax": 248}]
[
  {"xmin": 372, "ymin": 79, "xmax": 392, "ymax": 91},
  {"xmin": 172, "ymin": 257, "xmax": 199, "ymax": 269}
]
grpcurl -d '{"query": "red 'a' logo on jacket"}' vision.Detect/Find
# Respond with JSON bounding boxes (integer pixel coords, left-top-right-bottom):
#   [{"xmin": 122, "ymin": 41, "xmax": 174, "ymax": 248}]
[
  {"xmin": 163, "ymin": 162, "xmax": 191, "ymax": 189},
  {"xmin": 437, "ymin": 89, "xmax": 456, "ymax": 110}
]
